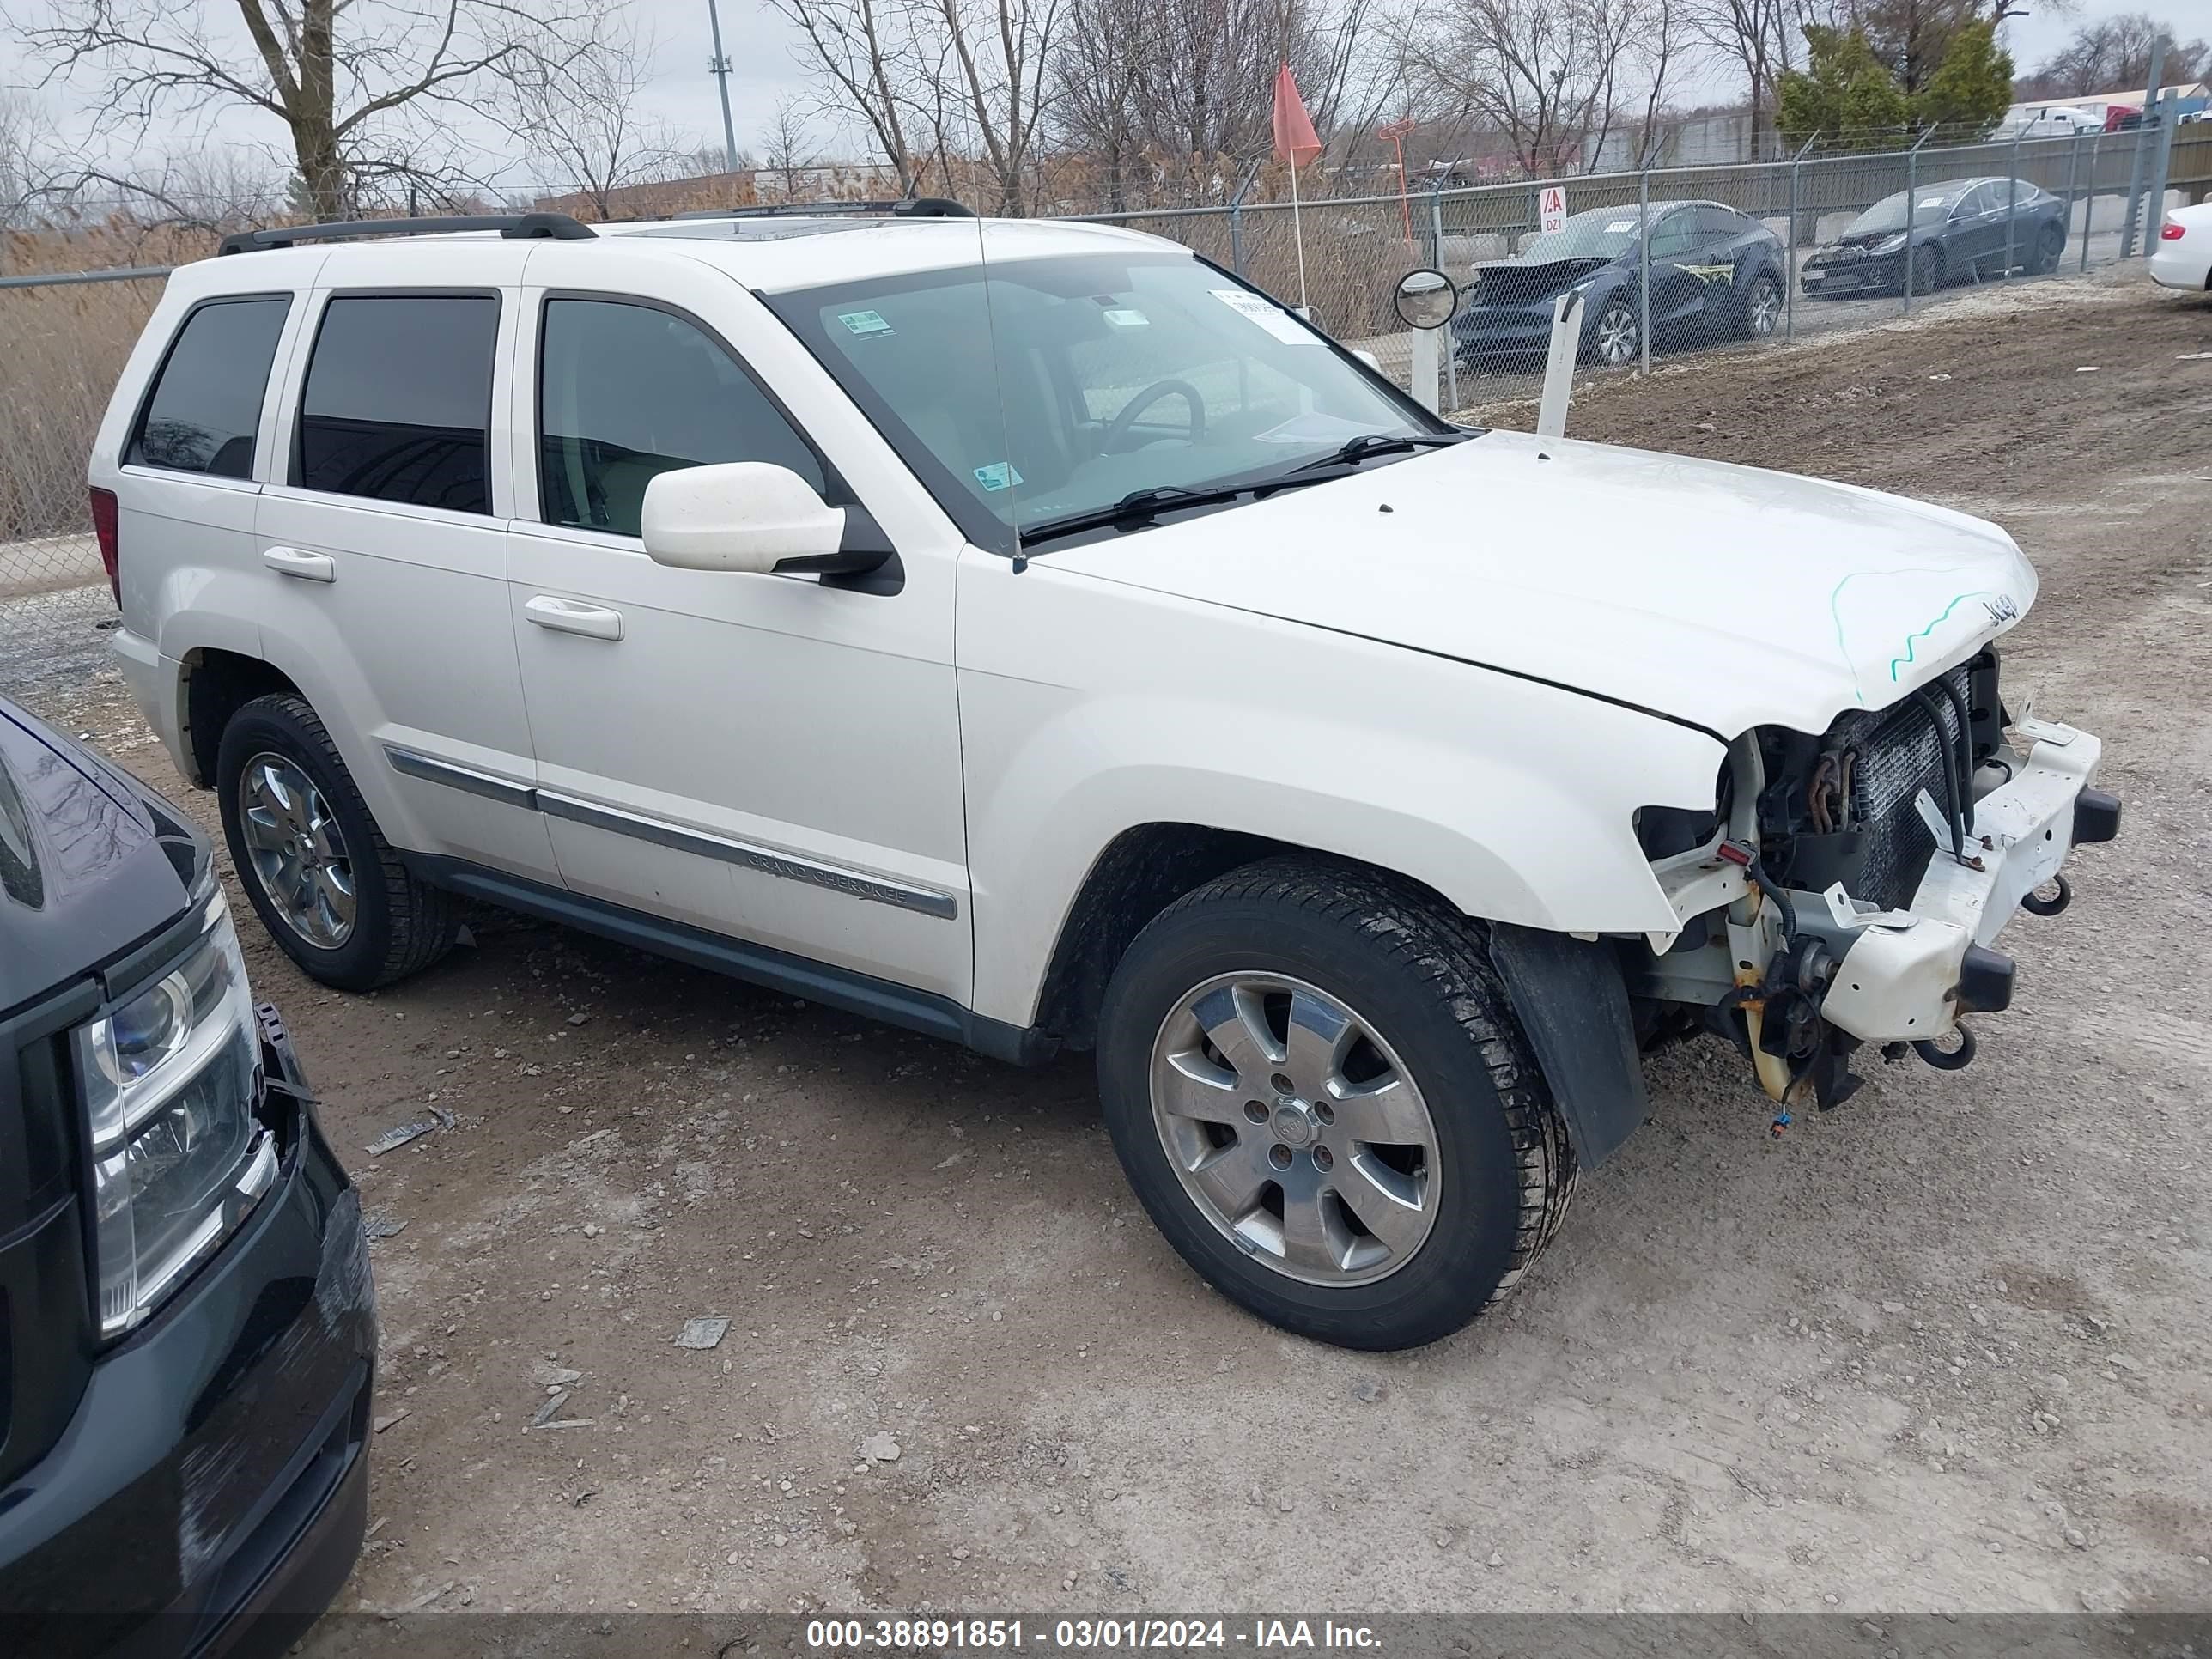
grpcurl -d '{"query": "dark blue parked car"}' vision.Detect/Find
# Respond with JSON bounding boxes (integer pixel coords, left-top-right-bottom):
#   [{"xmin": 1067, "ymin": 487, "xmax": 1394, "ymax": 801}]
[
  {"xmin": 1800, "ymin": 177, "xmax": 2068, "ymax": 299},
  {"xmin": 0, "ymin": 695, "xmax": 374, "ymax": 1658},
  {"xmin": 1453, "ymin": 200, "xmax": 1788, "ymax": 370}
]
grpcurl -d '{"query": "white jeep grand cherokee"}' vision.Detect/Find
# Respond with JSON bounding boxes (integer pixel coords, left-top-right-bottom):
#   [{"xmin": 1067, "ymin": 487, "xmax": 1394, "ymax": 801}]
[{"xmin": 92, "ymin": 203, "xmax": 2118, "ymax": 1350}]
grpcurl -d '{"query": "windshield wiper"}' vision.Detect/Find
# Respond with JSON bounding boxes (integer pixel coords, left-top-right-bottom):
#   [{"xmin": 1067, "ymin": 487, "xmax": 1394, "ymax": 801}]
[
  {"xmin": 1019, "ymin": 483, "xmax": 1273, "ymax": 548},
  {"xmin": 1289, "ymin": 431, "xmax": 1468, "ymax": 474}
]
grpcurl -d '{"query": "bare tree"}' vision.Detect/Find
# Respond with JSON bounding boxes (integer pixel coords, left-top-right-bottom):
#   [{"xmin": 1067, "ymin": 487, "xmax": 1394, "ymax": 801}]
[
  {"xmin": 759, "ymin": 97, "xmax": 820, "ymax": 202},
  {"xmin": 919, "ymin": 0, "xmax": 1063, "ymax": 213},
  {"xmin": 1048, "ymin": 0, "xmax": 1146, "ymax": 208},
  {"xmin": 1681, "ymin": 0, "xmax": 1796, "ymax": 142},
  {"xmin": 501, "ymin": 16, "xmax": 694, "ymax": 217},
  {"xmin": 1395, "ymin": 0, "xmax": 1653, "ymax": 175},
  {"xmin": 73, "ymin": 148, "xmax": 290, "ymax": 233},
  {"xmin": 768, "ymin": 0, "xmax": 923, "ymax": 195},
  {"xmin": 13, "ymin": 0, "xmax": 606, "ymax": 221},
  {"xmin": 1046, "ymin": 0, "xmax": 1382, "ymax": 207},
  {"xmin": 0, "ymin": 88, "xmax": 64, "ymax": 227},
  {"xmin": 1626, "ymin": 0, "xmax": 1684, "ymax": 164},
  {"xmin": 2027, "ymin": 11, "xmax": 2203, "ymax": 97}
]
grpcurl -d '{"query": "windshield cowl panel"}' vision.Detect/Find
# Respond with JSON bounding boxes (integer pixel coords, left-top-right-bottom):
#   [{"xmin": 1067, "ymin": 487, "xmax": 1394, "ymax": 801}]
[{"xmin": 762, "ymin": 250, "xmax": 1443, "ymax": 556}]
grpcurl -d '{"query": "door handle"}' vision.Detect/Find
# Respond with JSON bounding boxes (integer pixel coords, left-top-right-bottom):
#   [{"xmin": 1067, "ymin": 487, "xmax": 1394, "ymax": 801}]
[
  {"xmin": 524, "ymin": 594, "xmax": 623, "ymax": 641},
  {"xmin": 263, "ymin": 545, "xmax": 335, "ymax": 583}
]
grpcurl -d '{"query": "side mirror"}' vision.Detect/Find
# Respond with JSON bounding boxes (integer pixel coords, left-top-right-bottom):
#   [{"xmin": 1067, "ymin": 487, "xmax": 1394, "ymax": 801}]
[
  {"xmin": 1351, "ymin": 349, "xmax": 1382, "ymax": 372},
  {"xmin": 641, "ymin": 461, "xmax": 846, "ymax": 575}
]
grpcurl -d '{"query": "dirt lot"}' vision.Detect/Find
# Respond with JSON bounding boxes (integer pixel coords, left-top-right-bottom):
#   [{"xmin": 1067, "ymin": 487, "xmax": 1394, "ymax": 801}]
[{"xmin": 5, "ymin": 270, "xmax": 2209, "ymax": 1625}]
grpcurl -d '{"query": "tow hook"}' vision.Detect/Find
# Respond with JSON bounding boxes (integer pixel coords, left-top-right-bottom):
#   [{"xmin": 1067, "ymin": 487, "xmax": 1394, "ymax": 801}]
[
  {"xmin": 1912, "ymin": 1027, "xmax": 1978, "ymax": 1071},
  {"xmin": 2021, "ymin": 872, "xmax": 2071, "ymax": 917}
]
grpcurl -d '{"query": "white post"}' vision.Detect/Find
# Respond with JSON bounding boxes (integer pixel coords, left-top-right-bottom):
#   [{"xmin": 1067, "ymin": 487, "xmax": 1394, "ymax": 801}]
[
  {"xmin": 1535, "ymin": 290, "xmax": 1584, "ymax": 440},
  {"xmin": 1290, "ymin": 161, "xmax": 1310, "ymax": 311},
  {"xmin": 1410, "ymin": 325, "xmax": 1440, "ymax": 413}
]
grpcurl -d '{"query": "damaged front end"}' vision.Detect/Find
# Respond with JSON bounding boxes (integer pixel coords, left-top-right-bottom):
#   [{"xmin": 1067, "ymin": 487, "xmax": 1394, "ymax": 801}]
[
  {"xmin": 1627, "ymin": 648, "xmax": 2120, "ymax": 1122},
  {"xmin": 1468, "ymin": 256, "xmax": 1613, "ymax": 309}
]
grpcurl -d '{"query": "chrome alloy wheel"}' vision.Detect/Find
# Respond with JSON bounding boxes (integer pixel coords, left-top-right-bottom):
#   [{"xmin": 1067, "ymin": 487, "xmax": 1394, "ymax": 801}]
[
  {"xmin": 1594, "ymin": 301, "xmax": 1639, "ymax": 366},
  {"xmin": 237, "ymin": 752, "xmax": 356, "ymax": 948},
  {"xmin": 1148, "ymin": 973, "xmax": 1442, "ymax": 1286},
  {"xmin": 1747, "ymin": 277, "xmax": 1782, "ymax": 336}
]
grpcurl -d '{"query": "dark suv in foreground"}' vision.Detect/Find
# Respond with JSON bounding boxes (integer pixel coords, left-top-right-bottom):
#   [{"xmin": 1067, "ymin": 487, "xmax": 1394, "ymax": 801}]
[{"xmin": 0, "ymin": 695, "xmax": 373, "ymax": 1656}]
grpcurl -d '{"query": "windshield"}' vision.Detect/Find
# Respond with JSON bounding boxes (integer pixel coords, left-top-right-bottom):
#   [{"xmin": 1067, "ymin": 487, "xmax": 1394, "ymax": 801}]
[
  {"xmin": 1846, "ymin": 186, "xmax": 1971, "ymax": 237},
  {"xmin": 764, "ymin": 252, "xmax": 1431, "ymax": 550},
  {"xmin": 1519, "ymin": 208, "xmax": 1645, "ymax": 264}
]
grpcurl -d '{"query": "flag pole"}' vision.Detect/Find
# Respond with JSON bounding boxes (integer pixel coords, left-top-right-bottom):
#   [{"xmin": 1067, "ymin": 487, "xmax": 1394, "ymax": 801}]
[{"xmin": 1291, "ymin": 161, "xmax": 1310, "ymax": 311}]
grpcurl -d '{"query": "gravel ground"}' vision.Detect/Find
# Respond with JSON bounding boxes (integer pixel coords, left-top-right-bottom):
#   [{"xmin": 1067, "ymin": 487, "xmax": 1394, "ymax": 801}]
[{"xmin": 4, "ymin": 268, "xmax": 2208, "ymax": 1626}]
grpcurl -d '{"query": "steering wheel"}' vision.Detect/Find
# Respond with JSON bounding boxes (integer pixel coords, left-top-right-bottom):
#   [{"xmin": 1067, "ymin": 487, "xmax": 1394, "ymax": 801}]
[{"xmin": 1103, "ymin": 379, "xmax": 1206, "ymax": 448}]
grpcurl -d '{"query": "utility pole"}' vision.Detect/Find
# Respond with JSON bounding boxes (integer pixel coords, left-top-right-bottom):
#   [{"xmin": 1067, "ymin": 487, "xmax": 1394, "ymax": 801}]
[
  {"xmin": 2118, "ymin": 35, "xmax": 2165, "ymax": 259},
  {"xmin": 706, "ymin": 0, "xmax": 740, "ymax": 177}
]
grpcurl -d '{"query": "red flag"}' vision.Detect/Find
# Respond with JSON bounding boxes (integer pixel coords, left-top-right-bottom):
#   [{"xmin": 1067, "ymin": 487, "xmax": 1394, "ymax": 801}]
[{"xmin": 1272, "ymin": 64, "xmax": 1322, "ymax": 169}]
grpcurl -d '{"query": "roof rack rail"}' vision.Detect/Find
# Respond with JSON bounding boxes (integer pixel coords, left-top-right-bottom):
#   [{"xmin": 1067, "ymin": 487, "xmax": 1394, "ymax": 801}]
[
  {"xmin": 217, "ymin": 211, "xmax": 597, "ymax": 256},
  {"xmin": 671, "ymin": 198, "xmax": 976, "ymax": 222}
]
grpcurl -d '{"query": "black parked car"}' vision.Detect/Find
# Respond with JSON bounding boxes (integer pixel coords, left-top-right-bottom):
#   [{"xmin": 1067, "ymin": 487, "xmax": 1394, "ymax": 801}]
[
  {"xmin": 0, "ymin": 696, "xmax": 374, "ymax": 1657},
  {"xmin": 1801, "ymin": 177, "xmax": 2069, "ymax": 299},
  {"xmin": 1452, "ymin": 200, "xmax": 1789, "ymax": 369}
]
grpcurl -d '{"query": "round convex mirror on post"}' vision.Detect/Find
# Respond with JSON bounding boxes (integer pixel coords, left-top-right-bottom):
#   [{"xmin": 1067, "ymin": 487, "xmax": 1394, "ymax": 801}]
[
  {"xmin": 1392, "ymin": 267, "xmax": 1459, "ymax": 413},
  {"xmin": 1394, "ymin": 267, "xmax": 1458, "ymax": 330}
]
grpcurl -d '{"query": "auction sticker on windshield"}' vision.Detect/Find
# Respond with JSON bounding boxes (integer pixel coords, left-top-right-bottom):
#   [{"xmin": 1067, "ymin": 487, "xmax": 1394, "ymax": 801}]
[
  {"xmin": 838, "ymin": 310, "xmax": 895, "ymax": 337},
  {"xmin": 1211, "ymin": 289, "xmax": 1317, "ymax": 344}
]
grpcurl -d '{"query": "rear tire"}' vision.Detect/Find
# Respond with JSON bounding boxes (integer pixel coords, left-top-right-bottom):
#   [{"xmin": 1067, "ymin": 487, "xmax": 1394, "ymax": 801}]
[
  {"xmin": 2034, "ymin": 222, "xmax": 2065, "ymax": 275},
  {"xmin": 1095, "ymin": 857, "xmax": 1575, "ymax": 1351},
  {"xmin": 1740, "ymin": 271, "xmax": 1783, "ymax": 339},
  {"xmin": 216, "ymin": 693, "xmax": 457, "ymax": 991}
]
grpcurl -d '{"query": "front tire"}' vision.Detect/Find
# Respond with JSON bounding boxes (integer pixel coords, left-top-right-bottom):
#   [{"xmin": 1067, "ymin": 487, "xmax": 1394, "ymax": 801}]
[
  {"xmin": 1589, "ymin": 296, "xmax": 1640, "ymax": 367},
  {"xmin": 1908, "ymin": 243, "xmax": 1942, "ymax": 297},
  {"xmin": 216, "ymin": 693, "xmax": 457, "ymax": 991},
  {"xmin": 1096, "ymin": 858, "xmax": 1575, "ymax": 1350}
]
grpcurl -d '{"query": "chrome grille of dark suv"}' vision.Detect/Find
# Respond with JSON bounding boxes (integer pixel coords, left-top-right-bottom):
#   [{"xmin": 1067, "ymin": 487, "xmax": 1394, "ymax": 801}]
[{"xmin": 1827, "ymin": 665, "xmax": 1970, "ymax": 913}]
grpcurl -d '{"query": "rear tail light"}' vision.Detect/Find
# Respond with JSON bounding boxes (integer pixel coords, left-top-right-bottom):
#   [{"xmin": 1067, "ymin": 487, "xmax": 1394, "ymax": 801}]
[
  {"xmin": 89, "ymin": 487, "xmax": 121, "ymax": 605},
  {"xmin": 2160, "ymin": 222, "xmax": 2186, "ymax": 240}
]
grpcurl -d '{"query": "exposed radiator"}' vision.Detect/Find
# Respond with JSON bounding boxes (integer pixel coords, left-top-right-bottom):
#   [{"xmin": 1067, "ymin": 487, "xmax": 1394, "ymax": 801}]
[{"xmin": 1828, "ymin": 665, "xmax": 1971, "ymax": 912}]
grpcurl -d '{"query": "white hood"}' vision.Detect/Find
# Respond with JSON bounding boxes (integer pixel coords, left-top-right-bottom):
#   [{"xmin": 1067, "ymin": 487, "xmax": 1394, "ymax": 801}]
[{"xmin": 1048, "ymin": 430, "xmax": 2036, "ymax": 738}]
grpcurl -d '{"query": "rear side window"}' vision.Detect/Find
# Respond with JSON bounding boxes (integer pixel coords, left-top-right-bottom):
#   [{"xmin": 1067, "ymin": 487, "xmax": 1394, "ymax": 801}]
[
  {"xmin": 129, "ymin": 296, "xmax": 289, "ymax": 478},
  {"xmin": 1648, "ymin": 215, "xmax": 1701, "ymax": 258},
  {"xmin": 296, "ymin": 294, "xmax": 499, "ymax": 514},
  {"xmin": 1695, "ymin": 206, "xmax": 1747, "ymax": 240},
  {"xmin": 536, "ymin": 297, "xmax": 825, "ymax": 538}
]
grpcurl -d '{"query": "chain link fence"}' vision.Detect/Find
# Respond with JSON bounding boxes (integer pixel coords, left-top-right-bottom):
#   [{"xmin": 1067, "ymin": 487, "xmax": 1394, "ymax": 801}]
[
  {"xmin": 1, "ymin": 270, "xmax": 167, "ymax": 599},
  {"xmin": 1081, "ymin": 124, "xmax": 2202, "ymax": 412},
  {"xmin": 3, "ymin": 125, "xmax": 2203, "ymax": 605}
]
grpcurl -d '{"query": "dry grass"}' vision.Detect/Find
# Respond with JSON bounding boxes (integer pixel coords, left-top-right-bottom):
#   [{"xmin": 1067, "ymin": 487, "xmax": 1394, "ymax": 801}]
[{"xmin": 2, "ymin": 276, "xmax": 162, "ymax": 554}]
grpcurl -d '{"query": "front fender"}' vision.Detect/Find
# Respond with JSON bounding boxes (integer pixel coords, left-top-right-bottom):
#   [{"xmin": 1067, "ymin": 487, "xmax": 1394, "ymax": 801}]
[{"xmin": 957, "ymin": 556, "xmax": 1725, "ymax": 1029}]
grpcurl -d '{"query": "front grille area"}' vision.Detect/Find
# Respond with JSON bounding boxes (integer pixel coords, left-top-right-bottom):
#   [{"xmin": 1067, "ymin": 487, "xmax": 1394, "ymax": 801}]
[{"xmin": 1826, "ymin": 666, "xmax": 1970, "ymax": 911}]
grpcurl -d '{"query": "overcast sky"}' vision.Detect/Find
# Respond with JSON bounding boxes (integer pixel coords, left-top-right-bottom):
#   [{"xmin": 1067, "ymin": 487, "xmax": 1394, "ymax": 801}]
[{"xmin": 2, "ymin": 0, "xmax": 2188, "ymax": 190}]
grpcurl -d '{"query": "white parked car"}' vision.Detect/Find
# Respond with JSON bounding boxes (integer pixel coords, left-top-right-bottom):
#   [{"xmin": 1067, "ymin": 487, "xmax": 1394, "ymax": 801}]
[
  {"xmin": 2010, "ymin": 106, "xmax": 2102, "ymax": 139},
  {"xmin": 91, "ymin": 204, "xmax": 2119, "ymax": 1350},
  {"xmin": 2150, "ymin": 200, "xmax": 2212, "ymax": 290}
]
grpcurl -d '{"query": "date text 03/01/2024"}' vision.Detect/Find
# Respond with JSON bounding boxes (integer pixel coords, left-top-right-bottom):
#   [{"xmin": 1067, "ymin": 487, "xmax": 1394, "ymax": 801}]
[{"xmin": 804, "ymin": 1620, "xmax": 1382, "ymax": 1651}]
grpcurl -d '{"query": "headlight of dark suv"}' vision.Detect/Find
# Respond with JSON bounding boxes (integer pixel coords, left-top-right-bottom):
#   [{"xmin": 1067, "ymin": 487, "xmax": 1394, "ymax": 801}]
[{"xmin": 74, "ymin": 876, "xmax": 276, "ymax": 1337}]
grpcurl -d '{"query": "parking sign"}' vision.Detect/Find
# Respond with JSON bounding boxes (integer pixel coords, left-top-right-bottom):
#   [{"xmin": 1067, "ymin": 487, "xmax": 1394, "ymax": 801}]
[{"xmin": 1539, "ymin": 185, "xmax": 1568, "ymax": 234}]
